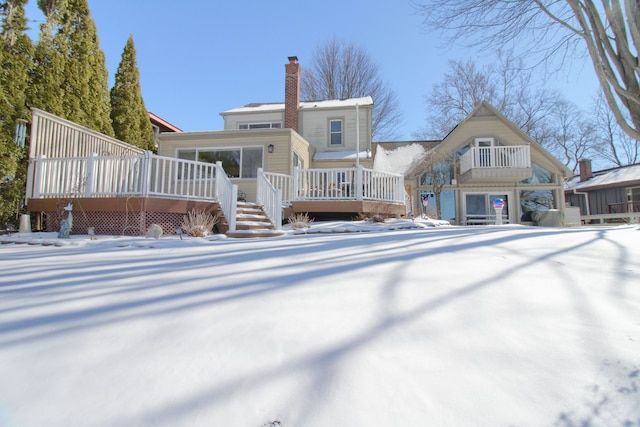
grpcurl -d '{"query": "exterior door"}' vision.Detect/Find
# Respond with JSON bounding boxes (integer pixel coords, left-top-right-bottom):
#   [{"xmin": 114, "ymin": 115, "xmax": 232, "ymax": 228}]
[
  {"xmin": 475, "ymin": 138, "xmax": 494, "ymax": 168},
  {"xmin": 465, "ymin": 193, "xmax": 509, "ymax": 224}
]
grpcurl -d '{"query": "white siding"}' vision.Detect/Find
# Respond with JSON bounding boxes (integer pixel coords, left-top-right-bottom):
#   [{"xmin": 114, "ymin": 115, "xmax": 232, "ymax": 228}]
[{"xmin": 299, "ymin": 105, "xmax": 372, "ymax": 153}]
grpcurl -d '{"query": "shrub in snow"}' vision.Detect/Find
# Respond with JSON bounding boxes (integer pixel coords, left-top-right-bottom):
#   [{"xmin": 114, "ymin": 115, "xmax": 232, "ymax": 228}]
[
  {"xmin": 145, "ymin": 224, "xmax": 163, "ymax": 239},
  {"xmin": 287, "ymin": 212, "xmax": 313, "ymax": 229},
  {"xmin": 181, "ymin": 209, "xmax": 219, "ymax": 237},
  {"xmin": 369, "ymin": 213, "xmax": 385, "ymax": 223}
]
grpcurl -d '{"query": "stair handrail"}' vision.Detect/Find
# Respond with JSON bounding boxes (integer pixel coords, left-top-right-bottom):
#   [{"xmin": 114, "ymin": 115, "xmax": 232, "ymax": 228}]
[
  {"xmin": 215, "ymin": 161, "xmax": 237, "ymax": 232},
  {"xmin": 257, "ymin": 168, "xmax": 282, "ymax": 230}
]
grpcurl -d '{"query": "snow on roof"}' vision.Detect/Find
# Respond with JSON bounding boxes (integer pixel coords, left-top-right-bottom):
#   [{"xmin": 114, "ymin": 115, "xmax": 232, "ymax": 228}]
[
  {"xmin": 373, "ymin": 143, "xmax": 428, "ymax": 175},
  {"xmin": 565, "ymin": 163, "xmax": 640, "ymax": 190},
  {"xmin": 221, "ymin": 96, "xmax": 374, "ymax": 115},
  {"xmin": 314, "ymin": 150, "xmax": 369, "ymax": 161}
]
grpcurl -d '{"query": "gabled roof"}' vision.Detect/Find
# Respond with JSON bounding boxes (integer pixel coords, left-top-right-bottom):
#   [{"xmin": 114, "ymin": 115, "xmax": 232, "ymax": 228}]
[
  {"xmin": 564, "ymin": 163, "xmax": 640, "ymax": 191},
  {"xmin": 432, "ymin": 101, "xmax": 572, "ymax": 177},
  {"xmin": 148, "ymin": 112, "xmax": 182, "ymax": 133},
  {"xmin": 220, "ymin": 96, "xmax": 374, "ymax": 115}
]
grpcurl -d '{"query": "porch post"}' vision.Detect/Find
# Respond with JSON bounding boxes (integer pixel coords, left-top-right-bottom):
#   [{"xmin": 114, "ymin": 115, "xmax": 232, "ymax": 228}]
[
  {"xmin": 29, "ymin": 111, "xmax": 39, "ymax": 159},
  {"xmin": 293, "ymin": 166, "xmax": 299, "ymax": 200},
  {"xmin": 355, "ymin": 165, "xmax": 363, "ymax": 201},
  {"xmin": 228, "ymin": 184, "xmax": 238, "ymax": 232},
  {"xmin": 256, "ymin": 168, "xmax": 264, "ymax": 205},
  {"xmin": 84, "ymin": 153, "xmax": 95, "ymax": 197},
  {"xmin": 32, "ymin": 155, "xmax": 44, "ymax": 198},
  {"xmin": 275, "ymin": 189, "xmax": 283, "ymax": 231},
  {"xmin": 141, "ymin": 151, "xmax": 152, "ymax": 197},
  {"xmin": 215, "ymin": 161, "xmax": 223, "ymax": 199}
]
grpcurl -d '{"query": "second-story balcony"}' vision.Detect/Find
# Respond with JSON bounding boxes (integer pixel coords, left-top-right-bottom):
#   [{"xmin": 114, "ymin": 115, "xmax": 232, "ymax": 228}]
[{"xmin": 459, "ymin": 145, "xmax": 532, "ymax": 184}]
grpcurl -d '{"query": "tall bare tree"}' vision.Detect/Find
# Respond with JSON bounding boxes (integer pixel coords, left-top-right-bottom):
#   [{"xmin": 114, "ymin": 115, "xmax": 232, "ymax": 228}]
[
  {"xmin": 418, "ymin": 53, "xmax": 561, "ymax": 145},
  {"xmin": 301, "ymin": 38, "xmax": 403, "ymax": 141},
  {"xmin": 591, "ymin": 91, "xmax": 639, "ymax": 166},
  {"xmin": 546, "ymin": 99, "xmax": 598, "ymax": 171},
  {"xmin": 413, "ymin": 0, "xmax": 640, "ymax": 141}
]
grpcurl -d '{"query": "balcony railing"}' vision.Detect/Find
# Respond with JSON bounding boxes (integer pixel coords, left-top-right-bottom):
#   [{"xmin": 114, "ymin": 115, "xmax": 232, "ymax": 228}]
[{"xmin": 460, "ymin": 145, "xmax": 531, "ymax": 174}]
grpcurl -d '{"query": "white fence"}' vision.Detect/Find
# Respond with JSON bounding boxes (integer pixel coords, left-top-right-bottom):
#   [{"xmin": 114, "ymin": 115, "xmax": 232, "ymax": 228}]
[{"xmin": 460, "ymin": 146, "xmax": 531, "ymax": 174}]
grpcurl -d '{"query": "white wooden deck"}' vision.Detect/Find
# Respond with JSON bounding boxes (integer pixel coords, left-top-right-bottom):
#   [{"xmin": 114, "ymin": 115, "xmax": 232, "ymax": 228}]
[{"xmin": 26, "ymin": 108, "xmax": 406, "ymax": 232}]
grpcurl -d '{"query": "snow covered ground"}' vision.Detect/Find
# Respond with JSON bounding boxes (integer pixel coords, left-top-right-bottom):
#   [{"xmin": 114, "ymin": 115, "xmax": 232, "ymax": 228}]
[{"xmin": 0, "ymin": 220, "xmax": 639, "ymax": 427}]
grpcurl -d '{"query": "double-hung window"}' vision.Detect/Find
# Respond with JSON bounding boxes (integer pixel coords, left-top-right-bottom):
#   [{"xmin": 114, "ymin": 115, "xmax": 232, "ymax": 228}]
[{"xmin": 330, "ymin": 119, "xmax": 343, "ymax": 146}]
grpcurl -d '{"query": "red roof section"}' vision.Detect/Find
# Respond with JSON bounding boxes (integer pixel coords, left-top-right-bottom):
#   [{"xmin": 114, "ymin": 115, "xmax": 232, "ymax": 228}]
[{"xmin": 148, "ymin": 112, "xmax": 182, "ymax": 133}]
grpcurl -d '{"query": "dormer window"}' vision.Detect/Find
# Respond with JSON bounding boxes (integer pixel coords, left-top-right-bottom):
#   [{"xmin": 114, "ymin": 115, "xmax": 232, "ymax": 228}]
[{"xmin": 330, "ymin": 119, "xmax": 343, "ymax": 145}]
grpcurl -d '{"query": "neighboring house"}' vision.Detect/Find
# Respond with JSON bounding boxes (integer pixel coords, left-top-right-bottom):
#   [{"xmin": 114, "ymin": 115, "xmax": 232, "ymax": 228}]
[
  {"xmin": 375, "ymin": 102, "xmax": 573, "ymax": 225},
  {"xmin": 149, "ymin": 111, "xmax": 182, "ymax": 147},
  {"xmin": 565, "ymin": 160, "xmax": 640, "ymax": 223}
]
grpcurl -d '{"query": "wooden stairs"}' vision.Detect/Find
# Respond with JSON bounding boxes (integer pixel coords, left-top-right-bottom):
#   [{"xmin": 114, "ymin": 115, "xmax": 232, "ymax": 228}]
[{"xmin": 225, "ymin": 202, "xmax": 285, "ymax": 238}]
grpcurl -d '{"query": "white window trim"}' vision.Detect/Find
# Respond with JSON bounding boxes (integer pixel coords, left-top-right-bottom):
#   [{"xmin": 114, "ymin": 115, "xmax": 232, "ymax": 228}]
[
  {"xmin": 329, "ymin": 118, "xmax": 343, "ymax": 146},
  {"xmin": 474, "ymin": 137, "xmax": 495, "ymax": 147}
]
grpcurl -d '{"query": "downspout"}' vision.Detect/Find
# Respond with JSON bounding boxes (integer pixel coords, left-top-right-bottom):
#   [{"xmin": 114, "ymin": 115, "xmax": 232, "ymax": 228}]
[
  {"xmin": 356, "ymin": 103, "xmax": 360, "ymax": 169},
  {"xmin": 573, "ymin": 189, "xmax": 590, "ymax": 216}
]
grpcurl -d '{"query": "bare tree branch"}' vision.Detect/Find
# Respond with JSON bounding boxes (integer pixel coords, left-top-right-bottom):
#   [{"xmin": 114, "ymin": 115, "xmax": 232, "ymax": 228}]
[
  {"xmin": 300, "ymin": 38, "xmax": 403, "ymax": 140},
  {"xmin": 413, "ymin": 0, "xmax": 640, "ymax": 140}
]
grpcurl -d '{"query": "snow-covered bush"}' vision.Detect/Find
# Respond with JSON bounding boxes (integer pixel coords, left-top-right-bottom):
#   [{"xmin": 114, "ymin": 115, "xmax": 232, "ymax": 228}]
[
  {"xmin": 369, "ymin": 213, "xmax": 385, "ymax": 223},
  {"xmin": 288, "ymin": 212, "xmax": 313, "ymax": 229},
  {"xmin": 181, "ymin": 209, "xmax": 219, "ymax": 237},
  {"xmin": 145, "ymin": 224, "xmax": 163, "ymax": 239}
]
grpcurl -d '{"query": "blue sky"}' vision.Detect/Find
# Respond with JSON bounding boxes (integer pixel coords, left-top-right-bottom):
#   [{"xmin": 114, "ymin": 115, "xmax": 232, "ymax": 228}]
[{"xmin": 24, "ymin": 0, "xmax": 600, "ymax": 140}]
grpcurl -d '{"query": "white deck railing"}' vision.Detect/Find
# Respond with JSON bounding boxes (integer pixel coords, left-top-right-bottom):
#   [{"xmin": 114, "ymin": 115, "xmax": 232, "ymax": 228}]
[
  {"xmin": 262, "ymin": 171, "xmax": 293, "ymax": 203},
  {"xmin": 30, "ymin": 152, "xmax": 220, "ymax": 200},
  {"xmin": 273, "ymin": 166, "xmax": 404, "ymax": 204},
  {"xmin": 30, "ymin": 108, "xmax": 144, "ymax": 158},
  {"xmin": 361, "ymin": 168, "xmax": 405, "ymax": 203},
  {"xmin": 257, "ymin": 169, "xmax": 282, "ymax": 230},
  {"xmin": 460, "ymin": 146, "xmax": 531, "ymax": 174}
]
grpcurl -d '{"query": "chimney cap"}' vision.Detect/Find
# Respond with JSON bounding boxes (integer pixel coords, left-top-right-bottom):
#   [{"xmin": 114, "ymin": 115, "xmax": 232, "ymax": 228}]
[{"xmin": 288, "ymin": 56, "xmax": 298, "ymax": 64}]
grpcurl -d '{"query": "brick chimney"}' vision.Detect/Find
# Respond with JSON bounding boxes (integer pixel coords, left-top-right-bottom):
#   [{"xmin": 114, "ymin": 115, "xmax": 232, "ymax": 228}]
[
  {"xmin": 284, "ymin": 56, "xmax": 300, "ymax": 132},
  {"xmin": 579, "ymin": 159, "xmax": 593, "ymax": 182}
]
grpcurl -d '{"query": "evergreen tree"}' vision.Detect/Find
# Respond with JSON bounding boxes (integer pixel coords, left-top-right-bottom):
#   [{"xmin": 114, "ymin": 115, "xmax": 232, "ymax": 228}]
[
  {"xmin": 110, "ymin": 35, "xmax": 155, "ymax": 151},
  {"xmin": 28, "ymin": 0, "xmax": 67, "ymax": 118},
  {"xmin": 30, "ymin": 0, "xmax": 113, "ymax": 136},
  {"xmin": 0, "ymin": 0, "xmax": 32, "ymax": 226}
]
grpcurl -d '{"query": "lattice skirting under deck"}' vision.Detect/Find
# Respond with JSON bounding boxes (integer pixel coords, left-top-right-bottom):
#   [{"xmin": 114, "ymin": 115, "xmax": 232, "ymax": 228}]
[{"xmin": 45, "ymin": 211, "xmax": 184, "ymax": 236}]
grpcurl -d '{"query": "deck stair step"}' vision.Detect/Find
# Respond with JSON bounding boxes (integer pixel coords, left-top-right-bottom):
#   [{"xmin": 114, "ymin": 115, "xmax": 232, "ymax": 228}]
[{"xmin": 226, "ymin": 202, "xmax": 284, "ymax": 238}]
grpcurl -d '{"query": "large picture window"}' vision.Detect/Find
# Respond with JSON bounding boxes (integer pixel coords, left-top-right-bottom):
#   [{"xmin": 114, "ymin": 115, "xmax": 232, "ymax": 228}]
[{"xmin": 177, "ymin": 146, "xmax": 263, "ymax": 178}]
